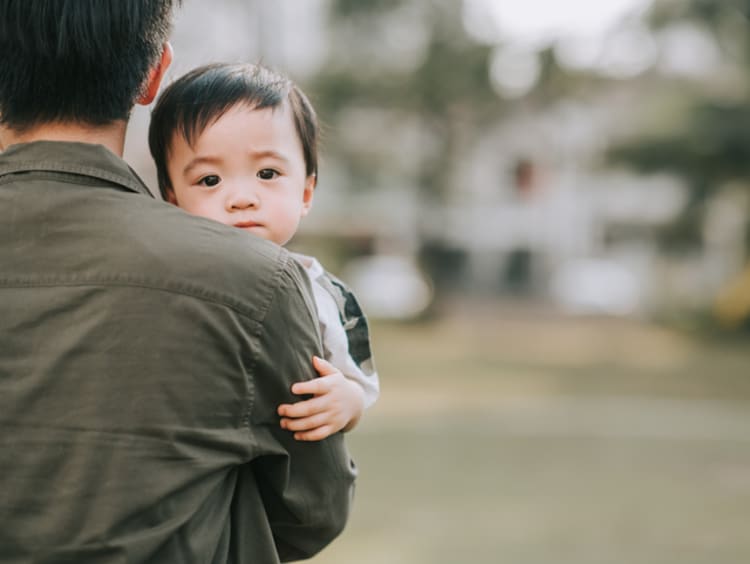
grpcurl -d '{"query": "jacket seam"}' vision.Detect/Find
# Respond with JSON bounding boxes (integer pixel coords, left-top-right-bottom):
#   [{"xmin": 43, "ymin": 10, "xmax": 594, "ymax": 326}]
[
  {"xmin": 241, "ymin": 252, "xmax": 291, "ymax": 439},
  {"xmin": 0, "ymin": 277, "xmax": 266, "ymax": 322},
  {"xmin": 0, "ymin": 161, "xmax": 148, "ymax": 194}
]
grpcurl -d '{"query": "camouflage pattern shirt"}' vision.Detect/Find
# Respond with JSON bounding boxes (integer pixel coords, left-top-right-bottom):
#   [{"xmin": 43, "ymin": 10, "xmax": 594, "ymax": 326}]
[{"xmin": 292, "ymin": 253, "xmax": 380, "ymax": 408}]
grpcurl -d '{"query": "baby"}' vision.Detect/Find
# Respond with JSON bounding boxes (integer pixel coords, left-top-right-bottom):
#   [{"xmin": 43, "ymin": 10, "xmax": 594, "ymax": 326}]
[{"xmin": 148, "ymin": 63, "xmax": 379, "ymax": 440}]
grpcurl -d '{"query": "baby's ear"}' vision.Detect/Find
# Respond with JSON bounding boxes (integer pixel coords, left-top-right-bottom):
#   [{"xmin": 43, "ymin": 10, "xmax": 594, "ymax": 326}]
[
  {"xmin": 301, "ymin": 174, "xmax": 316, "ymax": 216},
  {"xmin": 164, "ymin": 187, "xmax": 178, "ymax": 205}
]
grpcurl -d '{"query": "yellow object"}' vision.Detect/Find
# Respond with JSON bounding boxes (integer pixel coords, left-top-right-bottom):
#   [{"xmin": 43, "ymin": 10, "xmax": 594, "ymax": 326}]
[{"xmin": 715, "ymin": 266, "xmax": 750, "ymax": 328}]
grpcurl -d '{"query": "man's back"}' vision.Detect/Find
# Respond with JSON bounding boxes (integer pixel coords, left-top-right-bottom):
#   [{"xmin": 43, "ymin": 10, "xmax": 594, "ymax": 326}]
[{"xmin": 0, "ymin": 141, "xmax": 355, "ymax": 563}]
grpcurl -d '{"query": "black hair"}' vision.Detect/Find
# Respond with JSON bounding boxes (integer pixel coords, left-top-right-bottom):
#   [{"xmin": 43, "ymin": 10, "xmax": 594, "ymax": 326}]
[
  {"xmin": 148, "ymin": 62, "xmax": 319, "ymax": 200},
  {"xmin": 0, "ymin": 0, "xmax": 179, "ymax": 131}
]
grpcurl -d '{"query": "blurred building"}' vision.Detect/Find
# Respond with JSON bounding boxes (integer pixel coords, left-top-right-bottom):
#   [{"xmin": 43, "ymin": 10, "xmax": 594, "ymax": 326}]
[{"xmin": 125, "ymin": 0, "xmax": 750, "ymax": 322}]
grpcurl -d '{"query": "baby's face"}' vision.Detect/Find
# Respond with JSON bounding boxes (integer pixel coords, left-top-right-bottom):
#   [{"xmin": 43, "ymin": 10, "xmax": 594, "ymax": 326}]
[{"xmin": 165, "ymin": 102, "xmax": 315, "ymax": 246}]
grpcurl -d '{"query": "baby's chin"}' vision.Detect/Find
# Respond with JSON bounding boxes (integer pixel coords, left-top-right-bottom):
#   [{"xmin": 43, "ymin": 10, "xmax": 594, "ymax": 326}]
[{"xmin": 234, "ymin": 224, "xmax": 286, "ymax": 245}]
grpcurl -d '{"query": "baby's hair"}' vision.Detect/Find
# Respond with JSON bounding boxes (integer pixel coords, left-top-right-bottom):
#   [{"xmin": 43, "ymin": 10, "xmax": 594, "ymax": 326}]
[{"xmin": 148, "ymin": 62, "xmax": 319, "ymax": 200}]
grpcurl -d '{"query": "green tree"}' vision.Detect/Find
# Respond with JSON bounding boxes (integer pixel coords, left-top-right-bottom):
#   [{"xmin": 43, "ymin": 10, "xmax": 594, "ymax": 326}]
[
  {"xmin": 607, "ymin": 0, "xmax": 750, "ymax": 250},
  {"xmin": 306, "ymin": 0, "xmax": 500, "ymax": 202}
]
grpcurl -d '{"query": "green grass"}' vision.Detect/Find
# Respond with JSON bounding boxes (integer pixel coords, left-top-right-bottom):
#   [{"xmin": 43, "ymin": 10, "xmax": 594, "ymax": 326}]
[{"xmin": 310, "ymin": 299, "xmax": 750, "ymax": 564}]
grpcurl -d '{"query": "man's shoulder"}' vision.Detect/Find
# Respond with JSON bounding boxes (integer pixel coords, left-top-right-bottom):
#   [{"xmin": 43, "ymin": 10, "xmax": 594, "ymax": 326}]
[{"xmin": 104, "ymin": 199, "xmax": 298, "ymax": 320}]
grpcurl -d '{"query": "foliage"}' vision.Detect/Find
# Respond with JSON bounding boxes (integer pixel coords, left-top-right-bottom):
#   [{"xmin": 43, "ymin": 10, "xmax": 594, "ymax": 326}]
[
  {"xmin": 605, "ymin": 0, "xmax": 750, "ymax": 253},
  {"xmin": 305, "ymin": 0, "xmax": 499, "ymax": 201},
  {"xmin": 608, "ymin": 103, "xmax": 750, "ymax": 191},
  {"xmin": 610, "ymin": 0, "xmax": 750, "ymax": 194}
]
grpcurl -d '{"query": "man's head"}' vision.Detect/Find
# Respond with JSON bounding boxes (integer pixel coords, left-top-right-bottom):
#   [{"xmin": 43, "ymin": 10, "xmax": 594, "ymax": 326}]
[{"xmin": 0, "ymin": 0, "xmax": 178, "ymax": 133}]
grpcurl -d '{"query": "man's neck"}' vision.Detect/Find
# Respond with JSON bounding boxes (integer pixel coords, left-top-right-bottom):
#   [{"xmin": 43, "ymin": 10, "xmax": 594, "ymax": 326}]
[{"xmin": 0, "ymin": 121, "xmax": 128, "ymax": 157}]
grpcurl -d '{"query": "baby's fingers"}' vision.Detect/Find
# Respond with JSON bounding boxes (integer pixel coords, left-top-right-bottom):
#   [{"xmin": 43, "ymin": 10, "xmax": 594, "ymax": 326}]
[
  {"xmin": 293, "ymin": 425, "xmax": 336, "ymax": 442},
  {"xmin": 290, "ymin": 376, "xmax": 334, "ymax": 396},
  {"xmin": 277, "ymin": 396, "xmax": 326, "ymax": 419},
  {"xmin": 281, "ymin": 412, "xmax": 329, "ymax": 432},
  {"xmin": 312, "ymin": 355, "xmax": 338, "ymax": 376}
]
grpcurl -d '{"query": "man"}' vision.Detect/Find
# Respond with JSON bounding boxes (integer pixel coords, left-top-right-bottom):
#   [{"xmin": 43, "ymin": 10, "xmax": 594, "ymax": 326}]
[{"xmin": 0, "ymin": 2, "xmax": 356, "ymax": 562}]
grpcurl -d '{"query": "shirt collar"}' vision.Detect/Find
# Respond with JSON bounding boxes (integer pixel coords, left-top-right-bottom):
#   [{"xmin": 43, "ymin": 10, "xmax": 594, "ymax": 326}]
[{"xmin": 0, "ymin": 140, "xmax": 153, "ymax": 197}]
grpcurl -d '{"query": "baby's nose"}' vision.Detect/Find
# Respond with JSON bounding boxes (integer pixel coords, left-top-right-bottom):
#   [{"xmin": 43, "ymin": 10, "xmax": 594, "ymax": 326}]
[{"xmin": 228, "ymin": 188, "xmax": 259, "ymax": 210}]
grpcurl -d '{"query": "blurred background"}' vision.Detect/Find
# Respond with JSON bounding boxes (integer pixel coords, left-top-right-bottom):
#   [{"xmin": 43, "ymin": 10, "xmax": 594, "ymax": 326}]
[{"xmin": 126, "ymin": 1, "xmax": 750, "ymax": 562}]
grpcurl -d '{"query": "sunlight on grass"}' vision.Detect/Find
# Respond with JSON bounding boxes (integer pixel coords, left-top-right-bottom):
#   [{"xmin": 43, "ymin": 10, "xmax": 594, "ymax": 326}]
[{"xmin": 310, "ymin": 301, "xmax": 750, "ymax": 564}]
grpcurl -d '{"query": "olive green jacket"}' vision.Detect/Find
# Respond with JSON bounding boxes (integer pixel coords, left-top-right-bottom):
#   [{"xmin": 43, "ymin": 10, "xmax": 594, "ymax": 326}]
[{"xmin": 0, "ymin": 141, "xmax": 356, "ymax": 563}]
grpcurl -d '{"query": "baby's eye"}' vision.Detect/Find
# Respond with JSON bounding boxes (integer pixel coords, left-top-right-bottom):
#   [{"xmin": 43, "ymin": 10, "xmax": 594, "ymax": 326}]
[
  {"xmin": 197, "ymin": 174, "xmax": 221, "ymax": 187},
  {"xmin": 257, "ymin": 169, "xmax": 279, "ymax": 180}
]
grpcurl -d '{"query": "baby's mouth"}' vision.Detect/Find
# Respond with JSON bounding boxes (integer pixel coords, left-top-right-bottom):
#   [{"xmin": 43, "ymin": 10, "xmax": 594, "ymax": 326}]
[{"xmin": 234, "ymin": 221, "xmax": 261, "ymax": 229}]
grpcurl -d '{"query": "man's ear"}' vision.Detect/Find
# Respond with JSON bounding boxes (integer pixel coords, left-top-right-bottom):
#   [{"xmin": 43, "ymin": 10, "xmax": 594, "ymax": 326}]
[
  {"xmin": 300, "ymin": 174, "xmax": 316, "ymax": 216},
  {"xmin": 137, "ymin": 42, "xmax": 173, "ymax": 106}
]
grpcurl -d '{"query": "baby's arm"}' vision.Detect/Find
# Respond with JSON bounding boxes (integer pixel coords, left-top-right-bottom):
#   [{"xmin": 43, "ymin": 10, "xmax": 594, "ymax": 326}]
[{"xmin": 277, "ymin": 356, "xmax": 365, "ymax": 441}]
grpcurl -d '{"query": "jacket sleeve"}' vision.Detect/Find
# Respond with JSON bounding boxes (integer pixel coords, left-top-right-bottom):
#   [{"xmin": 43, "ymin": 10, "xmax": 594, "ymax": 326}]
[{"xmin": 247, "ymin": 254, "xmax": 357, "ymax": 561}]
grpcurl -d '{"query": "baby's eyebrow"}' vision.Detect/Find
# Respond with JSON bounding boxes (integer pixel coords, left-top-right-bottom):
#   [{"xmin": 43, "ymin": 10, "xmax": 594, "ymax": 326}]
[
  {"xmin": 183, "ymin": 155, "xmax": 222, "ymax": 176},
  {"xmin": 250, "ymin": 150, "xmax": 290, "ymax": 164}
]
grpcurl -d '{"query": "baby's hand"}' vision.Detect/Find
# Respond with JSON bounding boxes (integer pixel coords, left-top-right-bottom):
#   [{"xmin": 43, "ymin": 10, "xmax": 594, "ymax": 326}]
[{"xmin": 277, "ymin": 356, "xmax": 365, "ymax": 441}]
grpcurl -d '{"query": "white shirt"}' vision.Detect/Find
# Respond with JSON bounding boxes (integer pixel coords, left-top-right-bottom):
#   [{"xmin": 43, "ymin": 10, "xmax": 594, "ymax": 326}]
[{"xmin": 292, "ymin": 253, "xmax": 380, "ymax": 408}]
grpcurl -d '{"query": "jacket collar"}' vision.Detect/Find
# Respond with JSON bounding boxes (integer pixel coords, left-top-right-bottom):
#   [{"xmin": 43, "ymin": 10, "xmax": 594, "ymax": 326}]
[{"xmin": 0, "ymin": 140, "xmax": 153, "ymax": 197}]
